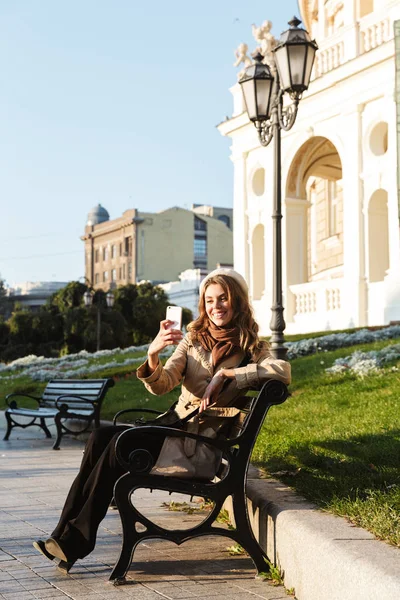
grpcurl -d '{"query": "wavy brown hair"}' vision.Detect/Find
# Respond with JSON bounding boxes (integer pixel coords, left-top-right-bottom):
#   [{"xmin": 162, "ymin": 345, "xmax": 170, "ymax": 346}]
[{"xmin": 188, "ymin": 274, "xmax": 269, "ymax": 359}]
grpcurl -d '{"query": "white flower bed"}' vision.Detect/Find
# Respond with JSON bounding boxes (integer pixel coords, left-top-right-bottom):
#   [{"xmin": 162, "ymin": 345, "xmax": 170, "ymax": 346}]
[
  {"xmin": 326, "ymin": 343, "xmax": 400, "ymax": 377},
  {"xmin": 285, "ymin": 325, "xmax": 400, "ymax": 360},
  {"xmin": 3, "ymin": 324, "xmax": 400, "ymax": 383},
  {"xmin": 0, "ymin": 344, "xmax": 174, "ymax": 382}
]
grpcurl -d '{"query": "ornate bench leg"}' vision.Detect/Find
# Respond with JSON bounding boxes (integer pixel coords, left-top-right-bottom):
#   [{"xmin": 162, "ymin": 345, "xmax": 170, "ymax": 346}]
[
  {"xmin": 109, "ymin": 476, "xmax": 143, "ymax": 582},
  {"xmin": 232, "ymin": 490, "xmax": 269, "ymax": 573},
  {"xmin": 40, "ymin": 418, "xmax": 52, "ymax": 439},
  {"xmin": 3, "ymin": 411, "xmax": 13, "ymax": 441},
  {"xmin": 53, "ymin": 415, "xmax": 63, "ymax": 450},
  {"xmin": 109, "ymin": 534, "xmax": 135, "ymax": 583}
]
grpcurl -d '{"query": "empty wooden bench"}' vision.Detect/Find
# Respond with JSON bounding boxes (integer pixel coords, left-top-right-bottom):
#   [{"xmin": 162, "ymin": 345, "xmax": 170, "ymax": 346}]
[
  {"xmin": 3, "ymin": 378, "xmax": 114, "ymax": 449},
  {"xmin": 109, "ymin": 379, "xmax": 289, "ymax": 583}
]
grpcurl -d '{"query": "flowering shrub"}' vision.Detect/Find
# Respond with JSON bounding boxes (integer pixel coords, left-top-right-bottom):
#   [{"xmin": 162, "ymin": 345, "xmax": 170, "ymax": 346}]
[
  {"xmin": 326, "ymin": 343, "xmax": 400, "ymax": 377},
  {"xmin": 285, "ymin": 325, "xmax": 400, "ymax": 360},
  {"xmin": 0, "ymin": 343, "xmax": 151, "ymax": 375},
  {"xmin": 0, "ymin": 344, "xmax": 174, "ymax": 382}
]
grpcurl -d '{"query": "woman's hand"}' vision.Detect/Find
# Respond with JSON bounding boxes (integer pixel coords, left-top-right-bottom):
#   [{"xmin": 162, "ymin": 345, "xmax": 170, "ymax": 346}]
[
  {"xmin": 199, "ymin": 368, "xmax": 236, "ymax": 413},
  {"xmin": 199, "ymin": 370, "xmax": 226, "ymax": 413},
  {"xmin": 147, "ymin": 320, "xmax": 183, "ymax": 371}
]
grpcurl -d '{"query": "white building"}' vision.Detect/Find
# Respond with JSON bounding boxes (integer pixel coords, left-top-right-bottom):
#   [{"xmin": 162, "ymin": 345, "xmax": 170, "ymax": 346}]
[
  {"xmin": 7, "ymin": 282, "xmax": 68, "ymax": 311},
  {"xmin": 159, "ymin": 269, "xmax": 206, "ymax": 318},
  {"xmin": 219, "ymin": 0, "xmax": 400, "ymax": 334}
]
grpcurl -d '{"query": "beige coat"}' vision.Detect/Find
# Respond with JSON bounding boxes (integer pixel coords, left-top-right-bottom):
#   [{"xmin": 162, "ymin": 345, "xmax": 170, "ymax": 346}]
[{"xmin": 136, "ymin": 333, "xmax": 291, "ymax": 434}]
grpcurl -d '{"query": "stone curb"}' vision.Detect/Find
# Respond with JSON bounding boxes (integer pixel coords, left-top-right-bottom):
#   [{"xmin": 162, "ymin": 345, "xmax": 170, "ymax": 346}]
[{"xmin": 226, "ymin": 473, "xmax": 400, "ymax": 600}]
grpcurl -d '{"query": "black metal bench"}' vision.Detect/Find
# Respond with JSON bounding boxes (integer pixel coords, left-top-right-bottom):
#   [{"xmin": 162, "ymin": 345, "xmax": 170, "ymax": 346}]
[
  {"xmin": 110, "ymin": 379, "xmax": 289, "ymax": 583},
  {"xmin": 3, "ymin": 378, "xmax": 114, "ymax": 450}
]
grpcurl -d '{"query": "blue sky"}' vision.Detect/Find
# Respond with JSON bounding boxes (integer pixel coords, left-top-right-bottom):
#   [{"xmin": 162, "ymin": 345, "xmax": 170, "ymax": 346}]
[{"xmin": 0, "ymin": 0, "xmax": 299, "ymax": 284}]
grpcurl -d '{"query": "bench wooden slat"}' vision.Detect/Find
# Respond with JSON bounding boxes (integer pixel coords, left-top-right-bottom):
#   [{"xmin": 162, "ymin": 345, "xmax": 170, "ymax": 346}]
[
  {"xmin": 45, "ymin": 382, "xmax": 107, "ymax": 390},
  {"xmin": 42, "ymin": 393, "xmax": 100, "ymax": 402}
]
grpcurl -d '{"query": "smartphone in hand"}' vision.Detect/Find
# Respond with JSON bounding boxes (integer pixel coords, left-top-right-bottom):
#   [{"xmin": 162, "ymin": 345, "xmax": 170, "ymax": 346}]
[{"xmin": 166, "ymin": 305, "xmax": 182, "ymax": 330}]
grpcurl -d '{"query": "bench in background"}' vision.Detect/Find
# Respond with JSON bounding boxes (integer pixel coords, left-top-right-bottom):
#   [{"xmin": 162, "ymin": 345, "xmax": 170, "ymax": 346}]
[{"xmin": 3, "ymin": 378, "xmax": 114, "ymax": 449}]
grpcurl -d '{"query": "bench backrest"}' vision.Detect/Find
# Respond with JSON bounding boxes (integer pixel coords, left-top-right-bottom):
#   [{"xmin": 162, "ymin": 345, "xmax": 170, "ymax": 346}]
[
  {"xmin": 42, "ymin": 379, "xmax": 113, "ymax": 410},
  {"xmin": 225, "ymin": 380, "xmax": 289, "ymax": 459}
]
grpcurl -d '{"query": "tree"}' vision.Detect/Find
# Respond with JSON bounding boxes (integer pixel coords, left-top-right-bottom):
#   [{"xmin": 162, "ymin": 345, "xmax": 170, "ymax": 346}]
[
  {"xmin": 8, "ymin": 305, "xmax": 35, "ymax": 345},
  {"xmin": 113, "ymin": 282, "xmax": 170, "ymax": 344},
  {"xmin": 113, "ymin": 284, "xmax": 138, "ymax": 331},
  {"xmin": 46, "ymin": 281, "xmax": 87, "ymax": 313},
  {"xmin": 0, "ymin": 277, "xmax": 12, "ymax": 320},
  {"xmin": 131, "ymin": 282, "xmax": 169, "ymax": 344}
]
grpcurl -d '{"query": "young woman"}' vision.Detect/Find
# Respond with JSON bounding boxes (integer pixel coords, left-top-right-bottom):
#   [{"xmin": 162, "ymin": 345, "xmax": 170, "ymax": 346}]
[{"xmin": 33, "ymin": 268, "xmax": 291, "ymax": 571}]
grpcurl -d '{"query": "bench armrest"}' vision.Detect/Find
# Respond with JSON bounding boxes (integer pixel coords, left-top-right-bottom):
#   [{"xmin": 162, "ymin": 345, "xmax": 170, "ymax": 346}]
[
  {"xmin": 5, "ymin": 393, "xmax": 42, "ymax": 409},
  {"xmin": 113, "ymin": 408, "xmax": 163, "ymax": 426},
  {"xmin": 115, "ymin": 425, "xmax": 231, "ymax": 472}
]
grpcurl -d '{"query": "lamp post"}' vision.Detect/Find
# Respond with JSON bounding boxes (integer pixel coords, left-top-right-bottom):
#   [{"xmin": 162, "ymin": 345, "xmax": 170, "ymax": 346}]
[
  {"xmin": 83, "ymin": 289, "xmax": 115, "ymax": 352},
  {"xmin": 239, "ymin": 16, "xmax": 318, "ymax": 359}
]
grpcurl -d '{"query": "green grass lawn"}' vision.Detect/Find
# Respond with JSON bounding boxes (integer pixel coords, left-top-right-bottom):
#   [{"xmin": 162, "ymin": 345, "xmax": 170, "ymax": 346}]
[
  {"xmin": 1, "ymin": 335, "xmax": 399, "ymax": 546},
  {"xmin": 254, "ymin": 339, "xmax": 400, "ymax": 547}
]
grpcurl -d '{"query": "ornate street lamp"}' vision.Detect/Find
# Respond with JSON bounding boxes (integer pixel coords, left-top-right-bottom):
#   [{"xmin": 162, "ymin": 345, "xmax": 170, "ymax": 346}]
[
  {"xmin": 83, "ymin": 289, "xmax": 115, "ymax": 351},
  {"xmin": 239, "ymin": 16, "xmax": 318, "ymax": 359}
]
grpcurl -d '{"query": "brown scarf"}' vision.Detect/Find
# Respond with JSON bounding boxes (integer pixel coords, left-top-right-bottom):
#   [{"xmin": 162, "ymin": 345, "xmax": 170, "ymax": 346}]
[{"xmin": 198, "ymin": 323, "xmax": 242, "ymax": 370}]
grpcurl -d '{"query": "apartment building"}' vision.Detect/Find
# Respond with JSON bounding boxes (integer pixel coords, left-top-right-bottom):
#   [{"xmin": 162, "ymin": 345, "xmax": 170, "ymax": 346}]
[{"xmin": 82, "ymin": 204, "xmax": 233, "ymax": 289}]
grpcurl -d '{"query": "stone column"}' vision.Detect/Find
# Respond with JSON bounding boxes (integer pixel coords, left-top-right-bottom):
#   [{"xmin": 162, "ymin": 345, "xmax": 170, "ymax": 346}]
[{"xmin": 341, "ymin": 104, "xmax": 367, "ymax": 327}]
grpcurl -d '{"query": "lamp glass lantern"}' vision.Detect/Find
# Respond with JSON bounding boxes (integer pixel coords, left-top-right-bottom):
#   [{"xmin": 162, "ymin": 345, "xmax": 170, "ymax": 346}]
[
  {"xmin": 239, "ymin": 53, "xmax": 274, "ymax": 122},
  {"xmin": 83, "ymin": 290, "xmax": 93, "ymax": 307},
  {"xmin": 106, "ymin": 290, "xmax": 115, "ymax": 308},
  {"xmin": 273, "ymin": 16, "xmax": 318, "ymax": 94}
]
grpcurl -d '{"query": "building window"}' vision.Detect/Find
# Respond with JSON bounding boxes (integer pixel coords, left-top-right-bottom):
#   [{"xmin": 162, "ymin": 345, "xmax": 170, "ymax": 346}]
[
  {"xmin": 95, "ymin": 249, "xmax": 99, "ymax": 263},
  {"xmin": 194, "ymin": 237, "xmax": 207, "ymax": 256},
  {"xmin": 111, "ymin": 245, "xmax": 116, "ymax": 259},
  {"xmin": 122, "ymin": 263, "xmax": 126, "ymax": 279},
  {"xmin": 103, "ymin": 247, "xmax": 108, "ymax": 261},
  {"xmin": 119, "ymin": 243, "xmax": 122, "ymax": 256},
  {"xmin": 111, "ymin": 268, "xmax": 117, "ymax": 281},
  {"xmin": 327, "ymin": 179, "xmax": 338, "ymax": 237},
  {"xmin": 127, "ymin": 261, "xmax": 132, "ymax": 280},
  {"xmin": 194, "ymin": 216, "xmax": 207, "ymax": 231},
  {"xmin": 218, "ymin": 214, "xmax": 230, "ymax": 228},
  {"xmin": 124, "ymin": 237, "xmax": 132, "ymax": 257},
  {"xmin": 103, "ymin": 271, "xmax": 108, "ymax": 282},
  {"xmin": 95, "ymin": 273, "xmax": 99, "ymax": 284},
  {"xmin": 119, "ymin": 267, "xmax": 122, "ymax": 279}
]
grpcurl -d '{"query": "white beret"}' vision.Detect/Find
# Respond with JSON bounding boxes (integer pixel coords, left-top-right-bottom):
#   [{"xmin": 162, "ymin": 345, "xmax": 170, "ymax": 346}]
[{"xmin": 199, "ymin": 268, "xmax": 249, "ymax": 297}]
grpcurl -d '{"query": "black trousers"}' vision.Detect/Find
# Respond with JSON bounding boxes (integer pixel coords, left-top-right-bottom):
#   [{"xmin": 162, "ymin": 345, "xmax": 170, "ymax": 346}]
[{"xmin": 51, "ymin": 425, "xmax": 164, "ymax": 561}]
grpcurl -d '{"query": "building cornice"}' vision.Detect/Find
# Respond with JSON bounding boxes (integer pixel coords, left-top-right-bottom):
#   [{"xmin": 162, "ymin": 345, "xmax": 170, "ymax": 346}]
[{"xmin": 81, "ymin": 219, "xmax": 137, "ymax": 242}]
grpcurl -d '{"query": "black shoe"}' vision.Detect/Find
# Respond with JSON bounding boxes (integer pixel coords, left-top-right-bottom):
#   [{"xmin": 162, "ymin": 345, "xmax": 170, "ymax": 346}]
[
  {"xmin": 44, "ymin": 537, "xmax": 76, "ymax": 573},
  {"xmin": 44, "ymin": 537, "xmax": 69, "ymax": 562},
  {"xmin": 57, "ymin": 559, "xmax": 76, "ymax": 573},
  {"xmin": 33, "ymin": 540, "xmax": 55, "ymax": 562}
]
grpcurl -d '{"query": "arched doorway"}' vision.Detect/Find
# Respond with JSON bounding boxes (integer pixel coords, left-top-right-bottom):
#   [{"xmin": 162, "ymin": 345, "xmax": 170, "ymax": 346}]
[{"xmin": 285, "ymin": 136, "xmax": 343, "ymax": 331}]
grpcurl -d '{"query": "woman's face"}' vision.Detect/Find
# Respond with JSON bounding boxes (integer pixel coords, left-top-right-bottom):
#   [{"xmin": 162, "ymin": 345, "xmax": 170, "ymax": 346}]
[{"xmin": 204, "ymin": 283, "xmax": 234, "ymax": 327}]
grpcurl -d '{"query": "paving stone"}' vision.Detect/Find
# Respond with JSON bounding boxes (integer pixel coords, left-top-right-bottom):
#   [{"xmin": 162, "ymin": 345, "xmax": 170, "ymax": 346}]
[{"xmin": 1, "ymin": 592, "xmax": 36, "ymax": 600}]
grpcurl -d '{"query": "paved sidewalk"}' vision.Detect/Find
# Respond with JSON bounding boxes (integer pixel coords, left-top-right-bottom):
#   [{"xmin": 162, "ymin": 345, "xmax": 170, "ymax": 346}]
[{"xmin": 0, "ymin": 417, "xmax": 288, "ymax": 600}]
